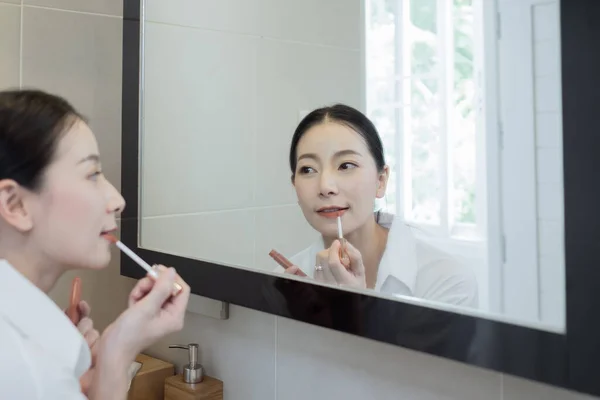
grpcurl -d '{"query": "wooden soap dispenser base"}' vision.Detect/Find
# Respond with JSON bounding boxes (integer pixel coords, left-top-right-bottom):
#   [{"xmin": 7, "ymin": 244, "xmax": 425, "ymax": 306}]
[{"xmin": 164, "ymin": 343, "xmax": 223, "ymax": 400}]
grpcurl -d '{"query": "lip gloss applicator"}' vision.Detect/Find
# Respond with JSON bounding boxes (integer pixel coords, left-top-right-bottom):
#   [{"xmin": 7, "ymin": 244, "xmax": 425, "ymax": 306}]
[
  {"xmin": 336, "ymin": 212, "xmax": 350, "ymax": 268},
  {"xmin": 103, "ymin": 233, "xmax": 183, "ymax": 296}
]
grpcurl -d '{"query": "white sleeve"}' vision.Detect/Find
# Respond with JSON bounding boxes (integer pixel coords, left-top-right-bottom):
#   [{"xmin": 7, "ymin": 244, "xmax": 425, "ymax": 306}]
[
  {"xmin": 0, "ymin": 320, "xmax": 87, "ymax": 400},
  {"xmin": 414, "ymin": 258, "xmax": 479, "ymax": 308}
]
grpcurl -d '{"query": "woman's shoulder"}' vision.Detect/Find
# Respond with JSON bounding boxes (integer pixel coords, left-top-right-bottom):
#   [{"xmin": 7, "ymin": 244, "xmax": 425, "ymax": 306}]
[
  {"xmin": 0, "ymin": 316, "xmax": 87, "ymax": 399},
  {"xmin": 408, "ymin": 233, "xmax": 479, "ymax": 307}
]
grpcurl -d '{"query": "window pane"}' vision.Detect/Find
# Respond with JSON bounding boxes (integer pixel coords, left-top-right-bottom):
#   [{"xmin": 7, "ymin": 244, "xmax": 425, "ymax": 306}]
[
  {"xmin": 407, "ymin": 0, "xmax": 440, "ymax": 224},
  {"xmin": 452, "ymin": 0, "xmax": 476, "ymax": 225},
  {"xmin": 410, "ymin": 0, "xmax": 438, "ymax": 78},
  {"xmin": 409, "ymin": 77, "xmax": 441, "ymax": 224}
]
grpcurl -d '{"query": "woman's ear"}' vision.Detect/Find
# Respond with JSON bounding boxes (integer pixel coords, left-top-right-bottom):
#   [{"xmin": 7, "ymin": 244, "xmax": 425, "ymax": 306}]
[
  {"xmin": 0, "ymin": 180, "xmax": 34, "ymax": 232},
  {"xmin": 375, "ymin": 166, "xmax": 390, "ymax": 199}
]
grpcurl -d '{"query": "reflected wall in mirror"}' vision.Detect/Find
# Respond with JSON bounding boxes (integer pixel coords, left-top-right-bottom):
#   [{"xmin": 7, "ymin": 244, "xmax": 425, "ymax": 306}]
[{"xmin": 139, "ymin": 0, "xmax": 564, "ymax": 332}]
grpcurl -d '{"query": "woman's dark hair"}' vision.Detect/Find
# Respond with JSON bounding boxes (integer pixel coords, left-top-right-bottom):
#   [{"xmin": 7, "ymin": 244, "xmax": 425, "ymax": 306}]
[
  {"xmin": 289, "ymin": 104, "xmax": 386, "ymax": 177},
  {"xmin": 0, "ymin": 89, "xmax": 84, "ymax": 191}
]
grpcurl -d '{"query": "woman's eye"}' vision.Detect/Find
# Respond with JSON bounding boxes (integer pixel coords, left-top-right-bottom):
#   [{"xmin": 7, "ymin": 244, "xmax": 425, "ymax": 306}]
[
  {"xmin": 88, "ymin": 171, "xmax": 102, "ymax": 181},
  {"xmin": 299, "ymin": 166, "xmax": 315, "ymax": 174},
  {"xmin": 339, "ymin": 162, "xmax": 358, "ymax": 170}
]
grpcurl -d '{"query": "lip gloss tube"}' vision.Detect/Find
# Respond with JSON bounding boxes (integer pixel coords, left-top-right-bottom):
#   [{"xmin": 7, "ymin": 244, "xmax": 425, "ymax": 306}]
[
  {"xmin": 269, "ymin": 249, "xmax": 307, "ymax": 277},
  {"xmin": 67, "ymin": 277, "xmax": 82, "ymax": 324}
]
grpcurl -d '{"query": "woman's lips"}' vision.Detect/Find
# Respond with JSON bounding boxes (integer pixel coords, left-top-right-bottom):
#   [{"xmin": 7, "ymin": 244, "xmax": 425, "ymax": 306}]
[{"xmin": 317, "ymin": 207, "xmax": 348, "ymax": 219}]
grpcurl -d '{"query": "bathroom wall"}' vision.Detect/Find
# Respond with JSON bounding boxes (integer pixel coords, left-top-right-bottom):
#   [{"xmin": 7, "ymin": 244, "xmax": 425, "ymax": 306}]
[
  {"xmin": 497, "ymin": 0, "xmax": 565, "ymax": 328},
  {"xmin": 138, "ymin": 0, "xmax": 362, "ymax": 273},
  {"xmin": 0, "ymin": 0, "xmax": 593, "ymax": 399}
]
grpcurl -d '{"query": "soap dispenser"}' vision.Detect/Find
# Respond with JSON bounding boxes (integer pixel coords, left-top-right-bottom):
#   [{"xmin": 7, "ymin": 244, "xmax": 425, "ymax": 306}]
[
  {"xmin": 164, "ymin": 343, "xmax": 223, "ymax": 400},
  {"xmin": 168, "ymin": 343, "xmax": 204, "ymax": 384}
]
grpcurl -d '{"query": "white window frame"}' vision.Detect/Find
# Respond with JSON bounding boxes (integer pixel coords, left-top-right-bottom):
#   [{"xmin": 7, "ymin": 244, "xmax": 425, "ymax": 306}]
[
  {"xmin": 364, "ymin": 0, "xmax": 502, "ymax": 313},
  {"xmin": 366, "ymin": 0, "xmax": 488, "ymax": 243}
]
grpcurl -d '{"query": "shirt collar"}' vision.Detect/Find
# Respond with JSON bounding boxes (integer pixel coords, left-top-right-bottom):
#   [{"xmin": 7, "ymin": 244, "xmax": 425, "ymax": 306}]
[
  {"xmin": 0, "ymin": 260, "xmax": 91, "ymax": 377},
  {"xmin": 374, "ymin": 213, "xmax": 420, "ymax": 295}
]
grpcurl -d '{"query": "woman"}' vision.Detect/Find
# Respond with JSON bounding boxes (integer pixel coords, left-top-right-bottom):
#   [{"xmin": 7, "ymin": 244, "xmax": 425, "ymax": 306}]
[
  {"xmin": 0, "ymin": 89, "xmax": 190, "ymax": 399},
  {"xmin": 277, "ymin": 104, "xmax": 478, "ymax": 308}
]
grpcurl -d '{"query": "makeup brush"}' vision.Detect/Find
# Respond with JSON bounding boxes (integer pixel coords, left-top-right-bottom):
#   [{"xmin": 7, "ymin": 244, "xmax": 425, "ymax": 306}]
[
  {"xmin": 103, "ymin": 234, "xmax": 183, "ymax": 296},
  {"xmin": 336, "ymin": 212, "xmax": 350, "ymax": 268}
]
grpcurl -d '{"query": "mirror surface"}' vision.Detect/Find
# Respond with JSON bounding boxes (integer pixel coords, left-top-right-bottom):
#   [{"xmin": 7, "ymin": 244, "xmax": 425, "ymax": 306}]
[{"xmin": 138, "ymin": 0, "xmax": 565, "ymax": 332}]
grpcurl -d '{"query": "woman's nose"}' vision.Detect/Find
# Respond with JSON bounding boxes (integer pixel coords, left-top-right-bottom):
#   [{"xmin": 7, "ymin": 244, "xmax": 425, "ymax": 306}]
[
  {"xmin": 106, "ymin": 180, "xmax": 126, "ymax": 214},
  {"xmin": 319, "ymin": 170, "xmax": 339, "ymax": 197}
]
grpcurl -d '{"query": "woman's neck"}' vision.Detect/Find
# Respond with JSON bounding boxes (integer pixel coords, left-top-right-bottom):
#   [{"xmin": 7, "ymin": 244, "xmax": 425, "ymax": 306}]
[
  {"xmin": 0, "ymin": 240, "xmax": 64, "ymax": 293},
  {"xmin": 323, "ymin": 214, "xmax": 389, "ymax": 288}
]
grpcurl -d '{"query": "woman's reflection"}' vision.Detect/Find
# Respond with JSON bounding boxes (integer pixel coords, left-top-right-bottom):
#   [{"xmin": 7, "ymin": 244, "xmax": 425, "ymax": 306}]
[{"xmin": 274, "ymin": 104, "xmax": 478, "ymax": 308}]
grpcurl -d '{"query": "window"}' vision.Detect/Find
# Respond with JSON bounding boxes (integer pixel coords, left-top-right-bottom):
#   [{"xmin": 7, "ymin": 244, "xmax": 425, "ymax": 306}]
[{"xmin": 365, "ymin": 0, "xmax": 484, "ymax": 241}]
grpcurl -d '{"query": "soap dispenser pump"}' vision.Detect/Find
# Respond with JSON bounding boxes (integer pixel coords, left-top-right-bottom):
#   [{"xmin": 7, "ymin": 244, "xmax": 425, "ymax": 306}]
[{"xmin": 169, "ymin": 343, "xmax": 204, "ymax": 384}]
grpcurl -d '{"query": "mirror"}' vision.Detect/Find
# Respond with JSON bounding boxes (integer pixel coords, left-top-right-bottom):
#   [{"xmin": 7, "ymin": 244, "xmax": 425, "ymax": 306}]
[{"xmin": 138, "ymin": 0, "xmax": 564, "ymax": 332}]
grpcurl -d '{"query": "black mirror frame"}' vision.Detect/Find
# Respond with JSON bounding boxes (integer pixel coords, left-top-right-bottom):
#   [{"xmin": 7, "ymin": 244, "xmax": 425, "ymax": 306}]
[{"xmin": 120, "ymin": 0, "xmax": 600, "ymax": 396}]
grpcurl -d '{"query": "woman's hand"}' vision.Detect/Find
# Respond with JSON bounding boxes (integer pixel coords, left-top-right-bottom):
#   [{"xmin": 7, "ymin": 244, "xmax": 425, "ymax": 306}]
[
  {"xmin": 283, "ymin": 265, "xmax": 307, "ymax": 277},
  {"xmin": 314, "ymin": 240, "xmax": 366, "ymax": 289},
  {"xmin": 65, "ymin": 300, "xmax": 99, "ymax": 396},
  {"xmin": 69, "ymin": 300, "xmax": 100, "ymax": 351},
  {"xmin": 87, "ymin": 266, "xmax": 190, "ymax": 400},
  {"xmin": 99, "ymin": 266, "xmax": 190, "ymax": 362}
]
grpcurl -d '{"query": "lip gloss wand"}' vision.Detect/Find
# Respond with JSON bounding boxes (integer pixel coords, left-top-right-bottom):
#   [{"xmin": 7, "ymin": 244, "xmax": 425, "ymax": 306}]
[
  {"xmin": 102, "ymin": 233, "xmax": 183, "ymax": 296},
  {"xmin": 337, "ymin": 212, "xmax": 350, "ymax": 268}
]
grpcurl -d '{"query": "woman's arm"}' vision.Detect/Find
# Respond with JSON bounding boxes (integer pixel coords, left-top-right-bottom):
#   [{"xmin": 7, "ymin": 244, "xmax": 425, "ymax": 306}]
[{"xmin": 87, "ymin": 341, "xmax": 131, "ymax": 400}]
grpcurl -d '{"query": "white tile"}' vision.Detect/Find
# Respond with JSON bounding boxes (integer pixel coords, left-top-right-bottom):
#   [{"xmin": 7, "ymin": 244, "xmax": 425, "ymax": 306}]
[
  {"xmin": 535, "ymin": 112, "xmax": 562, "ymax": 148},
  {"xmin": 140, "ymin": 211, "xmax": 256, "ymax": 269},
  {"xmin": 276, "ymin": 317, "xmax": 502, "ymax": 400},
  {"xmin": 23, "ymin": 0, "xmax": 122, "ymax": 16},
  {"xmin": 532, "ymin": 3, "xmax": 559, "ymax": 42},
  {"xmin": 537, "ymin": 219, "xmax": 564, "ymax": 258},
  {"xmin": 254, "ymin": 39, "xmax": 362, "ymax": 206},
  {"xmin": 538, "ymin": 255, "xmax": 565, "ymax": 328},
  {"xmin": 0, "ymin": 0, "xmax": 20, "ymax": 4},
  {"xmin": 254, "ymin": 205, "xmax": 319, "ymax": 272},
  {"xmin": 537, "ymin": 183, "xmax": 564, "ymax": 220},
  {"xmin": 535, "ymin": 76, "xmax": 561, "ymax": 112},
  {"xmin": 22, "ymin": 7, "xmax": 123, "ymax": 191},
  {"xmin": 0, "ymin": 4, "xmax": 20, "ymax": 89},
  {"xmin": 146, "ymin": 306, "xmax": 276, "ymax": 400},
  {"xmin": 145, "ymin": 0, "xmax": 361, "ymax": 49},
  {"xmin": 533, "ymin": 39, "xmax": 559, "ymax": 78},
  {"xmin": 503, "ymin": 374, "xmax": 596, "ymax": 400},
  {"xmin": 536, "ymin": 148, "xmax": 562, "ymax": 184},
  {"xmin": 140, "ymin": 22, "xmax": 257, "ymax": 217}
]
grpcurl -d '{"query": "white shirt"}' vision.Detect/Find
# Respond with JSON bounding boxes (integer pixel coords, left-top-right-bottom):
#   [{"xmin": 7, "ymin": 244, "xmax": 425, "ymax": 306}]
[
  {"xmin": 276, "ymin": 212, "xmax": 478, "ymax": 308},
  {"xmin": 0, "ymin": 260, "xmax": 91, "ymax": 399}
]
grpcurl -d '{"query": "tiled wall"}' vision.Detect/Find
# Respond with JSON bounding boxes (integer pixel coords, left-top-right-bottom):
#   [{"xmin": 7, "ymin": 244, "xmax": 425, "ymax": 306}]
[
  {"xmin": 530, "ymin": 1, "xmax": 565, "ymax": 327},
  {"xmin": 1, "ymin": 0, "xmax": 594, "ymax": 399},
  {"xmin": 139, "ymin": 0, "xmax": 362, "ymax": 272}
]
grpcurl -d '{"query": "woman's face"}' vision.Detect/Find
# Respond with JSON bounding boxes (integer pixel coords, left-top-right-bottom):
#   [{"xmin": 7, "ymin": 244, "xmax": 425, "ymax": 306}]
[
  {"xmin": 26, "ymin": 119, "xmax": 125, "ymax": 270},
  {"xmin": 292, "ymin": 121, "xmax": 388, "ymax": 238}
]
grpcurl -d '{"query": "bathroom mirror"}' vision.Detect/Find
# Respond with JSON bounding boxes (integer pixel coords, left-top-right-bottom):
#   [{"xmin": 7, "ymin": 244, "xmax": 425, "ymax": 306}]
[
  {"xmin": 135, "ymin": 0, "xmax": 564, "ymax": 332},
  {"xmin": 121, "ymin": 0, "xmax": 600, "ymax": 397}
]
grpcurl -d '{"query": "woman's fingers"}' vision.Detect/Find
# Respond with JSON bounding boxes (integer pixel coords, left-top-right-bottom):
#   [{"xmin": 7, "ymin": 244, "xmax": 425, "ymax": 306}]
[
  {"xmin": 77, "ymin": 300, "xmax": 91, "ymax": 319},
  {"xmin": 128, "ymin": 276, "xmax": 156, "ymax": 307},
  {"xmin": 328, "ymin": 240, "xmax": 353, "ymax": 283},
  {"xmin": 342, "ymin": 240, "xmax": 366, "ymax": 277}
]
